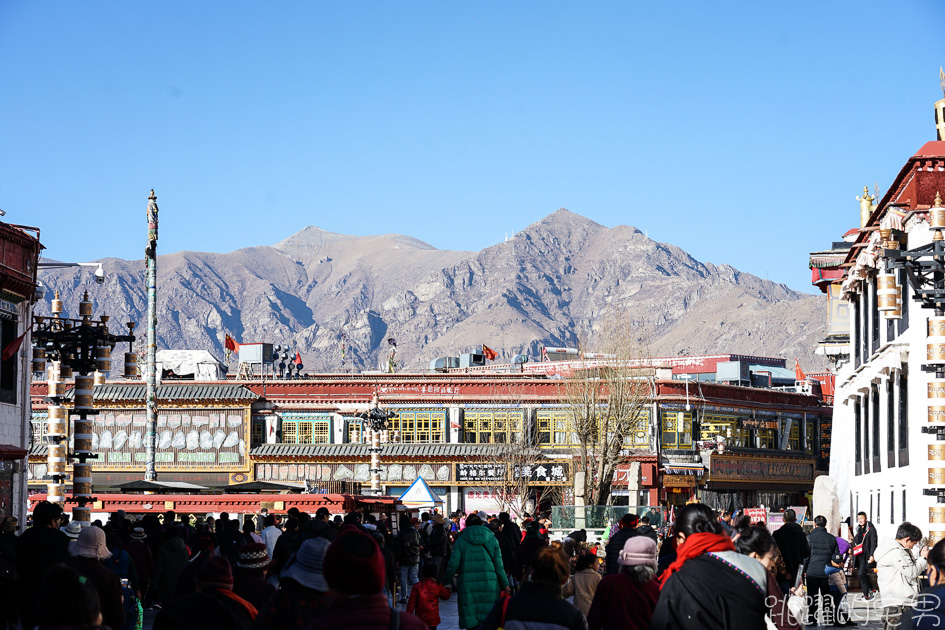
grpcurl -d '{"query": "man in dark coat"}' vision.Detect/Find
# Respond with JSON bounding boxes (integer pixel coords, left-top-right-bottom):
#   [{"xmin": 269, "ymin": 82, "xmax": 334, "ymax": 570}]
[
  {"xmin": 499, "ymin": 512, "xmax": 522, "ymax": 549},
  {"xmin": 16, "ymin": 501, "xmax": 70, "ymax": 630},
  {"xmin": 605, "ymin": 513, "xmax": 641, "ymax": 575},
  {"xmin": 772, "ymin": 508, "xmax": 810, "ymax": 592},
  {"xmin": 853, "ymin": 511, "xmax": 878, "ymax": 599},
  {"xmin": 804, "ymin": 514, "xmax": 839, "ymax": 626},
  {"xmin": 427, "ymin": 513, "xmax": 450, "ymax": 581},
  {"xmin": 395, "ymin": 516, "xmax": 422, "ymax": 602}
]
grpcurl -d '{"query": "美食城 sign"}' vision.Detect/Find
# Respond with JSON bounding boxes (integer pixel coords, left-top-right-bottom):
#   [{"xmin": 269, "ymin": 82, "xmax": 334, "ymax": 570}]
[{"xmin": 710, "ymin": 454, "xmax": 814, "ymax": 485}]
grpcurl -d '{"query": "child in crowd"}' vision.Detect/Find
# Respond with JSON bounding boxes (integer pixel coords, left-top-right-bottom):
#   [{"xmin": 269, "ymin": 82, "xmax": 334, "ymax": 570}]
[
  {"xmin": 406, "ymin": 563, "xmax": 451, "ymax": 630},
  {"xmin": 826, "ymin": 553, "xmax": 855, "ymax": 627}
]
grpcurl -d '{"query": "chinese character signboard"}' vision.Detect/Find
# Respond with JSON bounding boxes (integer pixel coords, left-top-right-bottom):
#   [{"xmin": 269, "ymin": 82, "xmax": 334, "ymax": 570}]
[
  {"xmin": 512, "ymin": 462, "xmax": 568, "ymax": 485},
  {"xmin": 456, "ymin": 463, "xmax": 507, "ymax": 484}
]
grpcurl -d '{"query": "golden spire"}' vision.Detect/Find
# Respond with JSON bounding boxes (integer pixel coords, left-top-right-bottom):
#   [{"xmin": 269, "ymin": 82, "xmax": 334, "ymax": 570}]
[{"xmin": 857, "ymin": 186, "xmax": 876, "ymax": 228}]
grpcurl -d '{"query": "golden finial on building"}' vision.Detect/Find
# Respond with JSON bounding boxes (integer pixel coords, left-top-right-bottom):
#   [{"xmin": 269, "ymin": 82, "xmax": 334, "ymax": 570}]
[
  {"xmin": 857, "ymin": 186, "xmax": 876, "ymax": 228},
  {"xmin": 936, "ymin": 191, "xmax": 943, "ymax": 208}
]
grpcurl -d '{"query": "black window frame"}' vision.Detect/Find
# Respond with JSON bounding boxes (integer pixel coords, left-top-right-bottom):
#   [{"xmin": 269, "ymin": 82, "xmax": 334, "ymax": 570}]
[
  {"xmin": 899, "ymin": 371, "xmax": 909, "ymax": 467},
  {"xmin": 0, "ymin": 318, "xmax": 18, "ymax": 405}
]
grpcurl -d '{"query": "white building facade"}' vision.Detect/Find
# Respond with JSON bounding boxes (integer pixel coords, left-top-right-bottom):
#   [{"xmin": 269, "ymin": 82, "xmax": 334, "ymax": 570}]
[
  {"xmin": 0, "ymin": 222, "xmax": 42, "ymax": 527},
  {"xmin": 832, "ymin": 140, "xmax": 945, "ymax": 543}
]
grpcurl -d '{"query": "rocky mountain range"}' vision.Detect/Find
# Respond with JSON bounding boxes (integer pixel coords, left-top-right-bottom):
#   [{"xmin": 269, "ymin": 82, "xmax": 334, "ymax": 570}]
[{"xmin": 35, "ymin": 209, "xmax": 827, "ymax": 373}]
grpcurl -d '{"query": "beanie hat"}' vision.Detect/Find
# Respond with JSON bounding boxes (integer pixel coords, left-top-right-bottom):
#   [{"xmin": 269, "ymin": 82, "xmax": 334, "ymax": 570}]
[
  {"xmin": 196, "ymin": 556, "xmax": 234, "ymax": 591},
  {"xmin": 618, "ymin": 535, "xmax": 657, "ymax": 568},
  {"xmin": 237, "ymin": 543, "xmax": 272, "ymax": 571},
  {"xmin": 323, "ymin": 527, "xmax": 384, "ymax": 594}
]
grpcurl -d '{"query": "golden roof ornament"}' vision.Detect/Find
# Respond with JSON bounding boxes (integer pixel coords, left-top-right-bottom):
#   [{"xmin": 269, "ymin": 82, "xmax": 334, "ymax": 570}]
[{"xmin": 857, "ymin": 186, "xmax": 877, "ymax": 228}]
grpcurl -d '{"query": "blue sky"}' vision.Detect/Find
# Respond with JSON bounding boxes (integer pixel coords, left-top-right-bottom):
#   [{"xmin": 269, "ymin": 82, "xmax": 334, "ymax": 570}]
[{"xmin": 2, "ymin": 2, "xmax": 943, "ymax": 293}]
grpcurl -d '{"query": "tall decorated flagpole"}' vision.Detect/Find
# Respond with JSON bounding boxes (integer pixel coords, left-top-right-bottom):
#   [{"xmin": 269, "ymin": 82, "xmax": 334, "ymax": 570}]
[{"xmin": 144, "ymin": 189, "xmax": 159, "ymax": 481}]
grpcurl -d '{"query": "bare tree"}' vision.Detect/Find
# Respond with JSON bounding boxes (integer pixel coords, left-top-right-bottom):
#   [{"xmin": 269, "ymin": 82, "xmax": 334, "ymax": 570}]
[
  {"xmin": 562, "ymin": 318, "xmax": 653, "ymax": 506},
  {"xmin": 470, "ymin": 381, "xmax": 563, "ymax": 516}
]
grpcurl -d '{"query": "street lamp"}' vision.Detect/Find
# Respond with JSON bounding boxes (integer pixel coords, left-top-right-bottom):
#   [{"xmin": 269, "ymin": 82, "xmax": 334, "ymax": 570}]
[
  {"xmin": 359, "ymin": 393, "xmax": 398, "ymax": 496},
  {"xmin": 38, "ymin": 261, "xmax": 105, "ymax": 284},
  {"xmin": 31, "ymin": 290, "xmax": 135, "ymax": 525}
]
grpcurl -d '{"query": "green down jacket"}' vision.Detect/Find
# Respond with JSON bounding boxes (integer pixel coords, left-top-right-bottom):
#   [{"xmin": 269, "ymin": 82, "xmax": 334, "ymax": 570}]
[{"xmin": 443, "ymin": 524, "xmax": 509, "ymax": 629}]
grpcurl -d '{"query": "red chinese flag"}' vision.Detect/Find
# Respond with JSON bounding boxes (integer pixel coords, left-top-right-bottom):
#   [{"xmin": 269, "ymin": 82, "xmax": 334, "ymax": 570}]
[
  {"xmin": 482, "ymin": 345, "xmax": 498, "ymax": 361},
  {"xmin": 794, "ymin": 357, "xmax": 806, "ymax": 382},
  {"xmin": 225, "ymin": 334, "xmax": 240, "ymax": 353},
  {"xmin": 1, "ymin": 331, "xmax": 27, "ymax": 362},
  {"xmin": 294, "ymin": 351, "xmax": 302, "ymax": 365}
]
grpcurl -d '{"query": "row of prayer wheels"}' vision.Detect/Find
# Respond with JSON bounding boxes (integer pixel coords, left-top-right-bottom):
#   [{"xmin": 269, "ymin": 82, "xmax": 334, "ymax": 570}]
[
  {"xmin": 32, "ymin": 346, "xmax": 138, "ymax": 378},
  {"xmin": 929, "ymin": 277, "xmax": 945, "ymax": 543}
]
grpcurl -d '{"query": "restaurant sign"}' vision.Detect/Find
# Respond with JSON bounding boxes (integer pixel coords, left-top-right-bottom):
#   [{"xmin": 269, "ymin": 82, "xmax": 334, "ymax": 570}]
[{"xmin": 710, "ymin": 454, "xmax": 814, "ymax": 485}]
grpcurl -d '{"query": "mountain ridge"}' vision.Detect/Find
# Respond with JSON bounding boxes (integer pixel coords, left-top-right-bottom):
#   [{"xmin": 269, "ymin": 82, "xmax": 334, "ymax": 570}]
[{"xmin": 35, "ymin": 209, "xmax": 826, "ymax": 372}]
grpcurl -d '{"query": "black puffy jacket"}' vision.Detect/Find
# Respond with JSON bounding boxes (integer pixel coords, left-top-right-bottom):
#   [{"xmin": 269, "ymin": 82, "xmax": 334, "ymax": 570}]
[
  {"xmin": 396, "ymin": 528, "xmax": 422, "ymax": 565},
  {"xmin": 427, "ymin": 522, "xmax": 449, "ymax": 557},
  {"xmin": 805, "ymin": 527, "xmax": 839, "ymax": 578}
]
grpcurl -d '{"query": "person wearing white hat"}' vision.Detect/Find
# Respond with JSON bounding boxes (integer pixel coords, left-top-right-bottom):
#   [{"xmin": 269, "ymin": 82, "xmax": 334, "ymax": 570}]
[
  {"xmin": 65, "ymin": 526, "xmax": 125, "ymax": 630},
  {"xmin": 62, "ymin": 520, "xmax": 83, "ymax": 540}
]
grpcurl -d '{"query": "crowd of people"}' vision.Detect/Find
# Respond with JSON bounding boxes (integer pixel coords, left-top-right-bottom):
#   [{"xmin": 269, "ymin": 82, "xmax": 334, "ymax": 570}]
[{"xmin": 3, "ymin": 500, "xmax": 945, "ymax": 629}]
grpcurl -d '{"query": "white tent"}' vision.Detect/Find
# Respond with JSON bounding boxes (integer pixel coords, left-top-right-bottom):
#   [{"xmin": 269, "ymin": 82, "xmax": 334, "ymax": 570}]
[
  {"xmin": 156, "ymin": 350, "xmax": 226, "ymax": 381},
  {"xmin": 397, "ymin": 476, "xmax": 443, "ymax": 510}
]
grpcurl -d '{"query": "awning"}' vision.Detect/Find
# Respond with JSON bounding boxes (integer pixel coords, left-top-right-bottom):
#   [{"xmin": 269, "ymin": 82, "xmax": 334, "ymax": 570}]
[
  {"xmin": 663, "ymin": 462, "xmax": 705, "ymax": 476},
  {"xmin": 217, "ymin": 481, "xmax": 305, "ymax": 494},
  {"xmin": 113, "ymin": 480, "xmax": 209, "ymax": 492},
  {"xmin": 0, "ymin": 444, "xmax": 27, "ymax": 461}
]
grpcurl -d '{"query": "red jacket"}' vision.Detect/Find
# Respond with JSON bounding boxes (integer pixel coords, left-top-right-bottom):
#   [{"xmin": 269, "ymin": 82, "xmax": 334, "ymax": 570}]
[{"xmin": 406, "ymin": 578, "xmax": 451, "ymax": 628}]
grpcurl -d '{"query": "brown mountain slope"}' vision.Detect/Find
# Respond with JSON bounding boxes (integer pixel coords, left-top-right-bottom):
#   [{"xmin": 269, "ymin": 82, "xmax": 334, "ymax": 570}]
[{"xmin": 34, "ymin": 209, "xmax": 827, "ymax": 372}]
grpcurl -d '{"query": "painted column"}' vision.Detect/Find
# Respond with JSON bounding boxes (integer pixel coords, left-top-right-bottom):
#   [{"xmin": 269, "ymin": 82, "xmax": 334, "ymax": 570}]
[{"xmin": 145, "ymin": 190, "xmax": 159, "ymax": 481}]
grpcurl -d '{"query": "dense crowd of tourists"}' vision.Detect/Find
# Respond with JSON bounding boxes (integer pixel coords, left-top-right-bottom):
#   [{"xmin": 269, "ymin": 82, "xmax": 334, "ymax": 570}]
[{"xmin": 2, "ymin": 500, "xmax": 945, "ymax": 629}]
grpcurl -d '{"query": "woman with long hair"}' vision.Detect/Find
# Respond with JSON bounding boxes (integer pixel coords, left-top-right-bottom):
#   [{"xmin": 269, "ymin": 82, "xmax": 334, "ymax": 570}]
[
  {"xmin": 650, "ymin": 503, "xmax": 769, "ymax": 630},
  {"xmin": 735, "ymin": 523, "xmax": 803, "ymax": 630}
]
